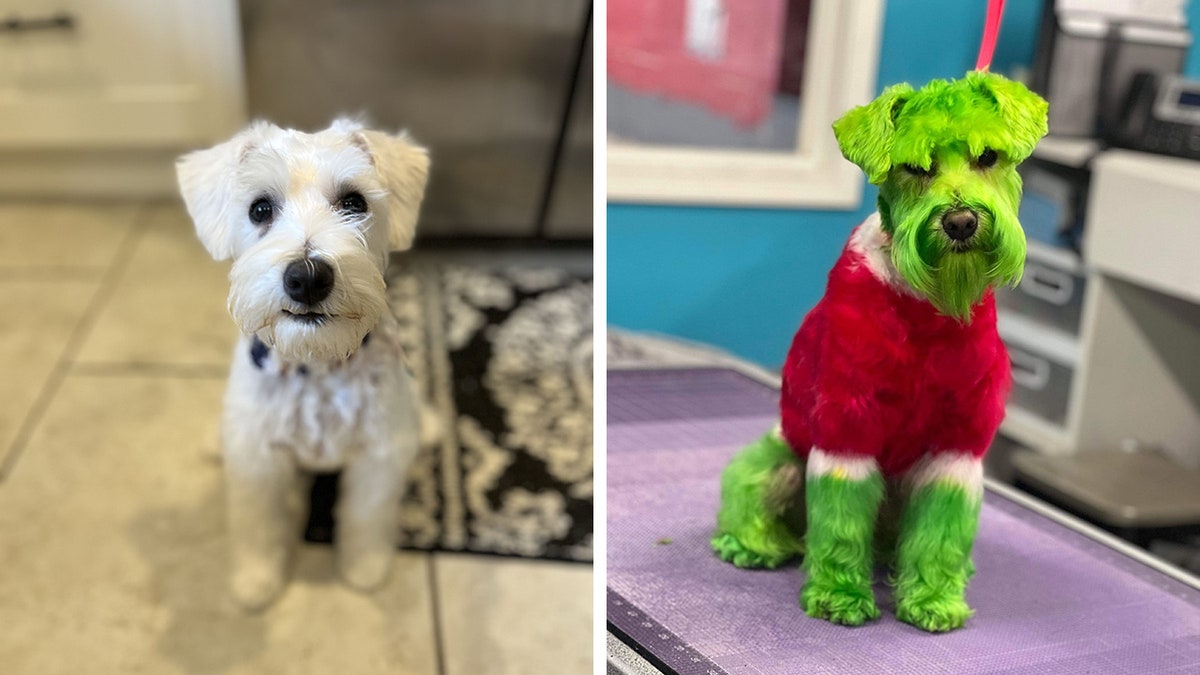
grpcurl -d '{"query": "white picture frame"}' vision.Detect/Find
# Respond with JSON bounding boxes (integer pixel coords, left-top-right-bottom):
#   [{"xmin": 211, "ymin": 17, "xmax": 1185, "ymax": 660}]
[{"xmin": 607, "ymin": 0, "xmax": 885, "ymax": 209}]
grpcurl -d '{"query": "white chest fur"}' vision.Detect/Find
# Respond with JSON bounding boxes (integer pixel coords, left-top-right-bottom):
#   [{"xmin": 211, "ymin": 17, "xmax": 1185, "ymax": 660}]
[{"xmin": 221, "ymin": 321, "xmax": 416, "ymax": 472}]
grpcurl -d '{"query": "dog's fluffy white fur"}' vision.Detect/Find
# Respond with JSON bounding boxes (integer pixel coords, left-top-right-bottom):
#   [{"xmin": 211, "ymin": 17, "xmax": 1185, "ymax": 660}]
[{"xmin": 177, "ymin": 118, "xmax": 429, "ymax": 609}]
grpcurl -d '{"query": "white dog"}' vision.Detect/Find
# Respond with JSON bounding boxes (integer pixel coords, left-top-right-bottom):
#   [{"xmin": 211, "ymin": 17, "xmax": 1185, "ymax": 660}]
[{"xmin": 177, "ymin": 119, "xmax": 429, "ymax": 609}]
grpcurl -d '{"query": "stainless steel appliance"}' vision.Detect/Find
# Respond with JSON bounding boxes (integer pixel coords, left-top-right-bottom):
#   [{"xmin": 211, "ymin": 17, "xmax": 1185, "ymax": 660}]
[
  {"xmin": 239, "ymin": 0, "xmax": 592, "ymax": 238},
  {"xmin": 1031, "ymin": 0, "xmax": 1191, "ymax": 139}
]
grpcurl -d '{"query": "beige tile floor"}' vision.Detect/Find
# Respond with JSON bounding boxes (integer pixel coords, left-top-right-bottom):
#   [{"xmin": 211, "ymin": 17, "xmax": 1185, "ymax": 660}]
[{"xmin": 0, "ymin": 202, "xmax": 592, "ymax": 675}]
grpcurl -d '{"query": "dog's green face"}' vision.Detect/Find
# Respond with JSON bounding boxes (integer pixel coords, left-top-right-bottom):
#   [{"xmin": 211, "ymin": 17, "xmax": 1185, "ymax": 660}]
[{"xmin": 833, "ymin": 71, "xmax": 1048, "ymax": 320}]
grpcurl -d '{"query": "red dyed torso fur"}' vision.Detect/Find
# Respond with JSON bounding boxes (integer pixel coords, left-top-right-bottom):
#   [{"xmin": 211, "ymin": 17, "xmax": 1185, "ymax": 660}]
[{"xmin": 779, "ymin": 222, "xmax": 1011, "ymax": 477}]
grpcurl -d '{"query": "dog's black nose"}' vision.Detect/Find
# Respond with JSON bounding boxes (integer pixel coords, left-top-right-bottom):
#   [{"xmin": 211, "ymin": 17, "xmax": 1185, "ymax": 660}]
[
  {"xmin": 283, "ymin": 257, "xmax": 335, "ymax": 306},
  {"xmin": 942, "ymin": 209, "xmax": 978, "ymax": 241}
]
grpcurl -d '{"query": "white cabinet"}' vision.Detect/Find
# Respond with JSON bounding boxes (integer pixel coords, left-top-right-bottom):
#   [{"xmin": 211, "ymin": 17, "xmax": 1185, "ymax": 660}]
[
  {"xmin": 1002, "ymin": 148, "xmax": 1200, "ymax": 471},
  {"xmin": 1085, "ymin": 151, "xmax": 1200, "ymax": 305},
  {"xmin": 0, "ymin": 0, "xmax": 245, "ymax": 195}
]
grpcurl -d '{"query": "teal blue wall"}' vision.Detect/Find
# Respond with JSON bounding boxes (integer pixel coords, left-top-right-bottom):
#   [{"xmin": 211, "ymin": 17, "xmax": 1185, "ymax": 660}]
[
  {"xmin": 1191, "ymin": 0, "xmax": 1200, "ymax": 76},
  {"xmin": 608, "ymin": 0, "xmax": 1200, "ymax": 367}
]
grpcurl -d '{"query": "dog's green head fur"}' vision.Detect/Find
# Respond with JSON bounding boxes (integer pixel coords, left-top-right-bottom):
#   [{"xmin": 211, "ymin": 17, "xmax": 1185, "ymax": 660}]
[{"xmin": 833, "ymin": 71, "xmax": 1048, "ymax": 320}]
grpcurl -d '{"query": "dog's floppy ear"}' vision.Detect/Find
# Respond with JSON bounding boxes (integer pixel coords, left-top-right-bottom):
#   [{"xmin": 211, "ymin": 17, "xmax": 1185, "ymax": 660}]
[
  {"xmin": 176, "ymin": 123, "xmax": 269, "ymax": 261},
  {"xmin": 832, "ymin": 83, "xmax": 915, "ymax": 185},
  {"xmin": 967, "ymin": 72, "xmax": 1049, "ymax": 163},
  {"xmin": 351, "ymin": 126, "xmax": 430, "ymax": 252}
]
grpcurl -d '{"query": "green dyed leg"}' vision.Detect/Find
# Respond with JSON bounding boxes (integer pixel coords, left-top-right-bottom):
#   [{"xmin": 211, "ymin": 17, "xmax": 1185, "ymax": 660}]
[
  {"xmin": 711, "ymin": 432, "xmax": 806, "ymax": 569},
  {"xmin": 799, "ymin": 463, "xmax": 884, "ymax": 626},
  {"xmin": 893, "ymin": 481, "xmax": 981, "ymax": 632}
]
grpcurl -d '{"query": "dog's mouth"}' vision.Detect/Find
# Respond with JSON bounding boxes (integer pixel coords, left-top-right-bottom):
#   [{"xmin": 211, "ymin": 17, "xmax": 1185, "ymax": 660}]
[{"xmin": 282, "ymin": 309, "xmax": 334, "ymax": 325}]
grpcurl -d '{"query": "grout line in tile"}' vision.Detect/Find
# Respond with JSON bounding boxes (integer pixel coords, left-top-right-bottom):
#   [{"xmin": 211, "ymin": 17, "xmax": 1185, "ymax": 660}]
[
  {"xmin": 0, "ymin": 205, "xmax": 153, "ymax": 483},
  {"xmin": 0, "ymin": 267, "xmax": 107, "ymax": 282},
  {"xmin": 427, "ymin": 554, "xmax": 449, "ymax": 675},
  {"xmin": 70, "ymin": 361, "xmax": 228, "ymax": 379}
]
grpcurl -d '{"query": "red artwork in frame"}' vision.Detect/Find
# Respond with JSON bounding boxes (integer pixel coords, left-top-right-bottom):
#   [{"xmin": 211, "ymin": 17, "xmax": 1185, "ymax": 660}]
[{"xmin": 608, "ymin": 0, "xmax": 790, "ymax": 127}]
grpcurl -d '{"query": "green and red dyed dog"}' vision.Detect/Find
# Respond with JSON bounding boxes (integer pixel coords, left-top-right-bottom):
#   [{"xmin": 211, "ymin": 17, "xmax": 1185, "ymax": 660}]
[{"xmin": 712, "ymin": 71, "xmax": 1048, "ymax": 632}]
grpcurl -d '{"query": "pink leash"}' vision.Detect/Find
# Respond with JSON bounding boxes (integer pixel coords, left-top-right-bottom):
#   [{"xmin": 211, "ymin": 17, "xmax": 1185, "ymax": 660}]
[{"xmin": 975, "ymin": 0, "xmax": 1006, "ymax": 72}]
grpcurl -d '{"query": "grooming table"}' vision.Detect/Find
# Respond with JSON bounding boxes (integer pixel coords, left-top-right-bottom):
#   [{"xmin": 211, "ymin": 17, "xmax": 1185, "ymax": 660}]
[{"xmin": 607, "ymin": 365, "xmax": 1200, "ymax": 675}]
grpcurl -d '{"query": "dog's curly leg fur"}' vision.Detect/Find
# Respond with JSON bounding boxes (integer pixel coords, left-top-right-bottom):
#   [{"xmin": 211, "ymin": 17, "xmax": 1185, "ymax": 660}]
[
  {"xmin": 711, "ymin": 432, "xmax": 806, "ymax": 569},
  {"xmin": 799, "ymin": 458, "xmax": 884, "ymax": 626},
  {"xmin": 892, "ymin": 484, "xmax": 980, "ymax": 632},
  {"xmin": 892, "ymin": 460, "xmax": 982, "ymax": 633}
]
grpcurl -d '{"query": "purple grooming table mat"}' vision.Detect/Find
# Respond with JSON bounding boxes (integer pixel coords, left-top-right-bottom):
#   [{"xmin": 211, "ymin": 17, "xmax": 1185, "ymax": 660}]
[{"xmin": 608, "ymin": 367, "xmax": 1200, "ymax": 675}]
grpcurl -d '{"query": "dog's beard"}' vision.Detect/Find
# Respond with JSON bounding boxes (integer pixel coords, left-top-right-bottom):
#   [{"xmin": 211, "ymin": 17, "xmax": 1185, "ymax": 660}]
[
  {"xmin": 267, "ymin": 305, "xmax": 382, "ymax": 361},
  {"xmin": 228, "ymin": 250, "xmax": 386, "ymax": 362},
  {"xmin": 886, "ymin": 186, "xmax": 1025, "ymax": 321}
]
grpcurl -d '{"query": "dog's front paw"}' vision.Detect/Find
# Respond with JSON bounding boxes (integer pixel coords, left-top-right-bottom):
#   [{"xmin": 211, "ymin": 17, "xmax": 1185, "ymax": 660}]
[
  {"xmin": 800, "ymin": 581, "xmax": 880, "ymax": 626},
  {"xmin": 339, "ymin": 550, "xmax": 393, "ymax": 591},
  {"xmin": 896, "ymin": 595, "xmax": 972, "ymax": 632},
  {"xmin": 231, "ymin": 560, "xmax": 286, "ymax": 610}
]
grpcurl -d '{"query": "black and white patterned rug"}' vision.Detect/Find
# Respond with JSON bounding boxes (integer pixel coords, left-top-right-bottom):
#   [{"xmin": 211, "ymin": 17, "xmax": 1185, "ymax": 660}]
[{"xmin": 304, "ymin": 259, "xmax": 593, "ymax": 563}]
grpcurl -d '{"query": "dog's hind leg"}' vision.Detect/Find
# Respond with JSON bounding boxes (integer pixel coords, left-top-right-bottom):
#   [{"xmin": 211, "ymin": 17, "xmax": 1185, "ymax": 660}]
[
  {"xmin": 711, "ymin": 429, "xmax": 807, "ymax": 569},
  {"xmin": 799, "ymin": 451, "xmax": 884, "ymax": 626},
  {"xmin": 892, "ymin": 453, "xmax": 982, "ymax": 632}
]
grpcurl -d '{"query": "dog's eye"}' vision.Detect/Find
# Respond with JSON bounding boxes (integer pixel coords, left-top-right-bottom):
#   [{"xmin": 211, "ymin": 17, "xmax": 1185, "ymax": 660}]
[
  {"xmin": 338, "ymin": 192, "xmax": 368, "ymax": 214},
  {"xmin": 901, "ymin": 163, "xmax": 936, "ymax": 178},
  {"xmin": 248, "ymin": 198, "xmax": 274, "ymax": 225},
  {"xmin": 975, "ymin": 148, "xmax": 999, "ymax": 168}
]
